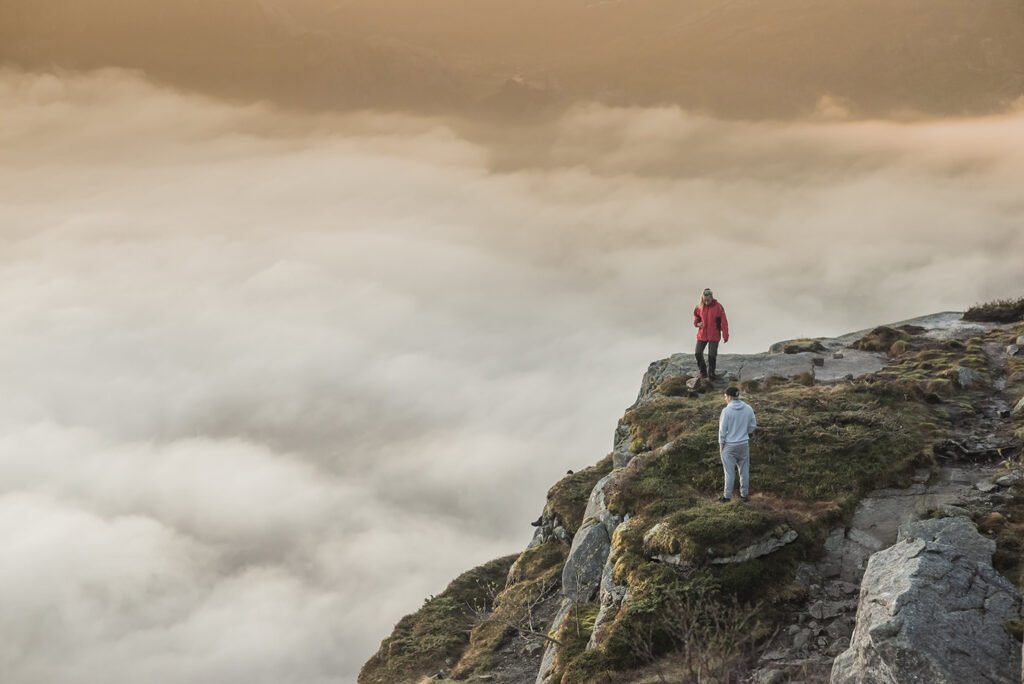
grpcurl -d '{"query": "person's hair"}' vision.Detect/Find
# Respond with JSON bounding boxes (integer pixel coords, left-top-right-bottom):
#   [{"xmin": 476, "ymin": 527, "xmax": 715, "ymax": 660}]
[
  {"xmin": 697, "ymin": 288, "xmax": 714, "ymax": 307},
  {"xmin": 725, "ymin": 386, "xmax": 740, "ymax": 398}
]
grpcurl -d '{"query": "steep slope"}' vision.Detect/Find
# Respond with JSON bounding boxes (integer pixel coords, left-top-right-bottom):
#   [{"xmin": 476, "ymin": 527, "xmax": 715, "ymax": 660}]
[
  {"xmin": 361, "ymin": 305, "xmax": 1024, "ymax": 683},
  {"xmin": 3, "ymin": 0, "xmax": 1024, "ymax": 117}
]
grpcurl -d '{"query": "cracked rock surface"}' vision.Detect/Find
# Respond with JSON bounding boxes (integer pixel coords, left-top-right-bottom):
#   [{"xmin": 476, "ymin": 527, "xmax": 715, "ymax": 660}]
[{"xmin": 830, "ymin": 516, "xmax": 1022, "ymax": 684}]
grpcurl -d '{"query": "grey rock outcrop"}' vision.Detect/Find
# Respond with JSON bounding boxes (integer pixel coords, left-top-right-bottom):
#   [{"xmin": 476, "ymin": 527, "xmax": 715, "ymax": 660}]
[
  {"xmin": 612, "ymin": 421, "xmax": 636, "ymax": 468},
  {"xmin": 536, "ymin": 471, "xmax": 623, "ymax": 684},
  {"xmin": 587, "ymin": 550, "xmax": 630, "ymax": 650},
  {"xmin": 534, "ymin": 599, "xmax": 573, "ymax": 684},
  {"xmin": 562, "ymin": 517, "xmax": 611, "ymax": 602},
  {"xmin": 996, "ymin": 470, "xmax": 1024, "ymax": 487},
  {"xmin": 831, "ymin": 517, "xmax": 1022, "ymax": 684},
  {"xmin": 637, "ymin": 347, "xmax": 885, "ymax": 401},
  {"xmin": 955, "ymin": 366, "xmax": 978, "ymax": 389},
  {"xmin": 709, "ymin": 525, "xmax": 799, "ymax": 565}
]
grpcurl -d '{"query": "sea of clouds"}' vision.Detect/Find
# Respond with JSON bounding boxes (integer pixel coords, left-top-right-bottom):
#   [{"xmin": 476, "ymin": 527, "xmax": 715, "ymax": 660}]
[{"xmin": 1, "ymin": 68, "xmax": 1022, "ymax": 683}]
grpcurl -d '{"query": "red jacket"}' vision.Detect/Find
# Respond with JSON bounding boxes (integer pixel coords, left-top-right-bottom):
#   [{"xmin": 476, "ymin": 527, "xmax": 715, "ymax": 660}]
[{"xmin": 693, "ymin": 300, "xmax": 729, "ymax": 342}]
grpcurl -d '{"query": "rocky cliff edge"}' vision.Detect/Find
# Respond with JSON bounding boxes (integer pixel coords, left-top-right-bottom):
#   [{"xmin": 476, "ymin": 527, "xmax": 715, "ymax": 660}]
[{"xmin": 361, "ymin": 303, "xmax": 1024, "ymax": 684}]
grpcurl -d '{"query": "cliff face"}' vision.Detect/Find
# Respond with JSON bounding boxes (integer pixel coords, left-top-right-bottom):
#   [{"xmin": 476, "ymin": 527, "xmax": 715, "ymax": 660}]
[{"xmin": 360, "ymin": 304, "xmax": 1024, "ymax": 684}]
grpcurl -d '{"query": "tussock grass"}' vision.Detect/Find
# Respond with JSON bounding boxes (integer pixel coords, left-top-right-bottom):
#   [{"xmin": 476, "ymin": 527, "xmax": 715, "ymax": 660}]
[
  {"xmin": 852, "ymin": 325, "xmax": 909, "ymax": 353},
  {"xmin": 358, "ymin": 555, "xmax": 517, "ymax": 684},
  {"xmin": 452, "ymin": 542, "xmax": 567, "ymax": 677},
  {"xmin": 781, "ymin": 339, "xmax": 827, "ymax": 354},
  {"xmin": 547, "ymin": 602, "xmax": 601, "ymax": 683},
  {"xmin": 963, "ymin": 297, "xmax": 1024, "ymax": 323},
  {"xmin": 546, "ymin": 455, "xmax": 614, "ymax": 535},
  {"xmin": 656, "ymin": 376, "xmax": 693, "ymax": 397}
]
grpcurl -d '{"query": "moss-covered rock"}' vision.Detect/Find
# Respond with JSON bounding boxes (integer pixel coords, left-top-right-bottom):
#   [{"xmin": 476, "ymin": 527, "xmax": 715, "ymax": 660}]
[
  {"xmin": 852, "ymin": 326, "xmax": 909, "ymax": 353},
  {"xmin": 545, "ymin": 455, "xmax": 614, "ymax": 535},
  {"xmin": 452, "ymin": 542, "xmax": 568, "ymax": 677}
]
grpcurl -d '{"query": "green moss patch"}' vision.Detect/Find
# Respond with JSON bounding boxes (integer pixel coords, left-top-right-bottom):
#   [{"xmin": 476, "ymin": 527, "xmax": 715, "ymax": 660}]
[
  {"xmin": 616, "ymin": 380, "xmax": 934, "ymax": 517},
  {"xmin": 452, "ymin": 542, "xmax": 568, "ymax": 677},
  {"xmin": 657, "ymin": 376, "xmax": 693, "ymax": 397},
  {"xmin": 852, "ymin": 325, "xmax": 909, "ymax": 353},
  {"xmin": 644, "ymin": 501, "xmax": 776, "ymax": 562},
  {"xmin": 358, "ymin": 555, "xmax": 517, "ymax": 684},
  {"xmin": 620, "ymin": 397, "xmax": 720, "ymax": 456},
  {"xmin": 560, "ymin": 566, "xmax": 768, "ymax": 681},
  {"xmin": 546, "ymin": 455, "xmax": 614, "ymax": 534},
  {"xmin": 547, "ymin": 602, "xmax": 601, "ymax": 683}
]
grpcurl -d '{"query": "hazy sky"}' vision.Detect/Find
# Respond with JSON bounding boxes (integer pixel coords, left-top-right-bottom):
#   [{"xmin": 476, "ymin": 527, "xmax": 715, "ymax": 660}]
[{"xmin": 2, "ymin": 68, "xmax": 1023, "ymax": 683}]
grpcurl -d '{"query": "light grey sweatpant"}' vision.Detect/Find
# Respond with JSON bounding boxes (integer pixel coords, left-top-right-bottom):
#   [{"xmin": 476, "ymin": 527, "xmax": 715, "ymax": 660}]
[{"xmin": 720, "ymin": 441, "xmax": 750, "ymax": 498}]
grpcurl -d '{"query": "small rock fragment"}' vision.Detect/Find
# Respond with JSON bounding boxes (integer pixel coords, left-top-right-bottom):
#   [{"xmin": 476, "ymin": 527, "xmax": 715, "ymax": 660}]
[{"xmin": 995, "ymin": 471, "xmax": 1024, "ymax": 487}]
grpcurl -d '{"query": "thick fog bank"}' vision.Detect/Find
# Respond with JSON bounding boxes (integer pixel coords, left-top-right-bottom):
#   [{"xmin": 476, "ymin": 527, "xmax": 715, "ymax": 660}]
[{"xmin": 0, "ymin": 69, "xmax": 1021, "ymax": 683}]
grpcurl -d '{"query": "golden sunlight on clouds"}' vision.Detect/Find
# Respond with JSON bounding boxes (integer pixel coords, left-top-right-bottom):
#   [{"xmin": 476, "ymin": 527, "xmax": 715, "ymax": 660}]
[{"xmin": 0, "ymin": 68, "xmax": 1022, "ymax": 683}]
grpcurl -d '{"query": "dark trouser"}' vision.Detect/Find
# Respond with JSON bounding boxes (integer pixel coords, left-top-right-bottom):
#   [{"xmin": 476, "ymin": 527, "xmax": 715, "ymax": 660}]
[{"xmin": 695, "ymin": 340, "xmax": 719, "ymax": 378}]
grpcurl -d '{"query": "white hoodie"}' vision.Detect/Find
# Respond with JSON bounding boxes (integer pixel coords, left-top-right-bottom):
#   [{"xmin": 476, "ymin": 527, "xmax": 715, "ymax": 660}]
[{"xmin": 719, "ymin": 399, "xmax": 756, "ymax": 446}]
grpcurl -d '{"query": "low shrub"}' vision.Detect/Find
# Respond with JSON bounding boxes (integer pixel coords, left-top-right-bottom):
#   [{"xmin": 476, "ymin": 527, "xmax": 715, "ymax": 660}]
[{"xmin": 963, "ymin": 297, "xmax": 1024, "ymax": 323}]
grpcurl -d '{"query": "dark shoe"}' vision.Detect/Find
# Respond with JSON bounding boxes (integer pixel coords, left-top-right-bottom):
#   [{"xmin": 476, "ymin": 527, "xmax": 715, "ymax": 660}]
[
  {"xmin": 718, "ymin": 496, "xmax": 731, "ymax": 503},
  {"xmin": 530, "ymin": 516, "xmax": 543, "ymax": 527},
  {"xmin": 740, "ymin": 495, "xmax": 749, "ymax": 503},
  {"xmin": 700, "ymin": 372, "xmax": 709, "ymax": 379}
]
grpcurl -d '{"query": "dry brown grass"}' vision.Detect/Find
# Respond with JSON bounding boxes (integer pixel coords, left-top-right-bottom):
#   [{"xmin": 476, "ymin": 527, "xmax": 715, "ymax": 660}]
[{"xmin": 963, "ymin": 297, "xmax": 1024, "ymax": 323}]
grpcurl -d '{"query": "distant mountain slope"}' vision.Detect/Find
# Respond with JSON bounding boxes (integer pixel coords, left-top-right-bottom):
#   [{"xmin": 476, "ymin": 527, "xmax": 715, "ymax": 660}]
[{"xmin": 4, "ymin": 0, "xmax": 1023, "ymax": 116}]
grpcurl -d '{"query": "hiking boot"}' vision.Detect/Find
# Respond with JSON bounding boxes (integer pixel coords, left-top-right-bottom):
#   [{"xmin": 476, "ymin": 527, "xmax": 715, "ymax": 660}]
[
  {"xmin": 529, "ymin": 516, "xmax": 543, "ymax": 527},
  {"xmin": 740, "ymin": 495, "xmax": 750, "ymax": 503},
  {"xmin": 718, "ymin": 496, "xmax": 731, "ymax": 503}
]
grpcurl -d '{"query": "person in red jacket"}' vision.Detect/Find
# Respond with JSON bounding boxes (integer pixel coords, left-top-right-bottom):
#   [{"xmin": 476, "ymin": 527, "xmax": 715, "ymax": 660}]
[{"xmin": 693, "ymin": 288, "xmax": 729, "ymax": 380}]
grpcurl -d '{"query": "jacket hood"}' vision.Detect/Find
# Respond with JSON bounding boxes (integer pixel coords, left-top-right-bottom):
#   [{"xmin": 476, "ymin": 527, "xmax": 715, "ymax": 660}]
[{"xmin": 728, "ymin": 400, "xmax": 747, "ymax": 410}]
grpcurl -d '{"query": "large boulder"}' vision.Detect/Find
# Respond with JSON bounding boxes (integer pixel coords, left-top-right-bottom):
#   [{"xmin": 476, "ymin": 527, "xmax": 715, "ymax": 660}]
[
  {"xmin": 561, "ymin": 517, "xmax": 610, "ymax": 602},
  {"xmin": 831, "ymin": 517, "xmax": 1022, "ymax": 684},
  {"xmin": 561, "ymin": 472, "xmax": 621, "ymax": 601}
]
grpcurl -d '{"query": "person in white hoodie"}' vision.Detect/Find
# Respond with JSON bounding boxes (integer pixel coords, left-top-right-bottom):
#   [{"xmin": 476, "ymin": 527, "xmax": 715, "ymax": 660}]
[{"xmin": 718, "ymin": 386, "xmax": 757, "ymax": 502}]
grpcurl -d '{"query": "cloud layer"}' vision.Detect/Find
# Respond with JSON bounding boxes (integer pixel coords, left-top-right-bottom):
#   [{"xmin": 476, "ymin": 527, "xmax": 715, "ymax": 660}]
[{"xmin": 1, "ymin": 68, "xmax": 1022, "ymax": 683}]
